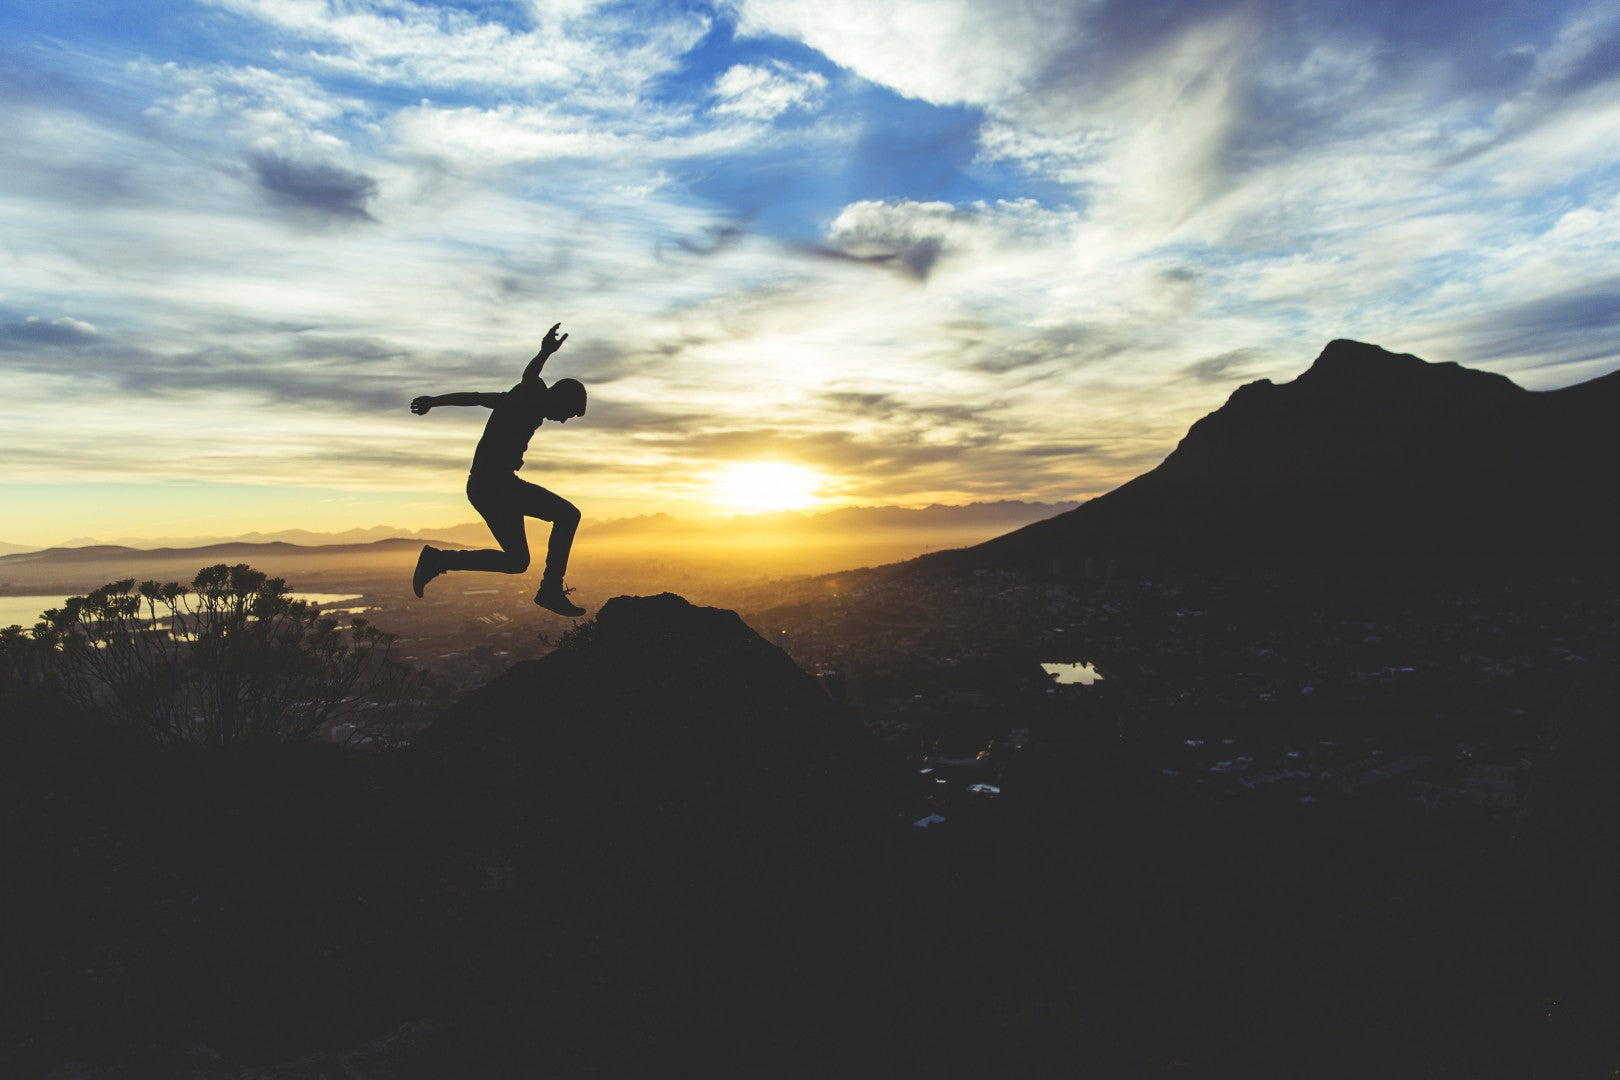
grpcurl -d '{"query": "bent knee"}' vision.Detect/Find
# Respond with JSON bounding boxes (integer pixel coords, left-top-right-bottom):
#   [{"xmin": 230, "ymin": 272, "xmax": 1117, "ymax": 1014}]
[
  {"xmin": 554, "ymin": 502, "xmax": 581, "ymax": 528},
  {"xmin": 498, "ymin": 551, "xmax": 531, "ymax": 574}
]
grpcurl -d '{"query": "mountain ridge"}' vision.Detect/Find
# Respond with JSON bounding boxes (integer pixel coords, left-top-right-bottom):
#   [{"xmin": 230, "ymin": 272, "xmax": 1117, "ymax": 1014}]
[
  {"xmin": 911, "ymin": 339, "xmax": 1618, "ymax": 577},
  {"xmin": 0, "ymin": 537, "xmax": 434, "ymax": 566},
  {"xmin": 13, "ymin": 500, "xmax": 1082, "ymax": 556}
]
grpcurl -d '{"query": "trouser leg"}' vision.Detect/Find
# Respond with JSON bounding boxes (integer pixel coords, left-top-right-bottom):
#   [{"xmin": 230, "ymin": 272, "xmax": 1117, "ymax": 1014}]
[
  {"xmin": 437, "ymin": 473, "xmax": 578, "ymax": 582},
  {"xmin": 437, "ymin": 475, "xmax": 532, "ymax": 574},
  {"xmin": 518, "ymin": 481, "xmax": 579, "ymax": 584}
]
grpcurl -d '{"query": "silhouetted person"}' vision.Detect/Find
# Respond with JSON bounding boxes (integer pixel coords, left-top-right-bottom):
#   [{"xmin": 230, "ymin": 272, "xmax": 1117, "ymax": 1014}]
[{"xmin": 410, "ymin": 323, "xmax": 588, "ymax": 617}]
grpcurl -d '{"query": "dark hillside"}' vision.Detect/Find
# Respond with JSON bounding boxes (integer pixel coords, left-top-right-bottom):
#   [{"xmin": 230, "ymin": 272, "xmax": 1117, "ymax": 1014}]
[
  {"xmin": 917, "ymin": 340, "xmax": 1618, "ymax": 577},
  {"xmin": 413, "ymin": 593, "xmax": 891, "ymax": 1073},
  {"xmin": 3, "ymin": 594, "xmax": 889, "ymax": 1077}
]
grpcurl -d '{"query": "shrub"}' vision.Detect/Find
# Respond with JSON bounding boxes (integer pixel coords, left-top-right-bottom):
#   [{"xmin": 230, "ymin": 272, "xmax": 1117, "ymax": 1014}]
[{"xmin": 22, "ymin": 564, "xmax": 426, "ymax": 747}]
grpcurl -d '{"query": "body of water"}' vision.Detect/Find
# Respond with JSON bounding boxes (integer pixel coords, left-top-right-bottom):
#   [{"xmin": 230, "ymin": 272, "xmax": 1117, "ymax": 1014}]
[
  {"xmin": 1041, "ymin": 661, "xmax": 1105, "ymax": 686},
  {"xmin": 0, "ymin": 594, "xmax": 363, "ymax": 629}
]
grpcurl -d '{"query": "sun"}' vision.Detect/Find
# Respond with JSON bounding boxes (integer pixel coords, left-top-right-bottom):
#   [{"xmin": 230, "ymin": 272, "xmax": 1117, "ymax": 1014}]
[{"xmin": 711, "ymin": 462, "xmax": 823, "ymax": 513}]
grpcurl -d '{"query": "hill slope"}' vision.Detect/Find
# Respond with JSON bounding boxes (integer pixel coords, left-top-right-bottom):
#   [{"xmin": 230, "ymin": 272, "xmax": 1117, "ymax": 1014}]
[
  {"xmin": 4, "ymin": 593, "xmax": 888, "ymax": 1076},
  {"xmin": 922, "ymin": 340, "xmax": 1618, "ymax": 576},
  {"xmin": 410, "ymin": 592, "xmax": 889, "ymax": 1072}
]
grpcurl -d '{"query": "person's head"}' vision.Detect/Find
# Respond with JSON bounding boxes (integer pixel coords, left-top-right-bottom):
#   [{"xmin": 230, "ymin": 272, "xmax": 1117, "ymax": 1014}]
[{"xmin": 546, "ymin": 378, "xmax": 587, "ymax": 422}]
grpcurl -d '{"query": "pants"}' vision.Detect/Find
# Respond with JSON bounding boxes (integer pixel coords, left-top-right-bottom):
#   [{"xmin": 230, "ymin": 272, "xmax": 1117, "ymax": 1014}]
[{"xmin": 438, "ymin": 471, "xmax": 579, "ymax": 584}]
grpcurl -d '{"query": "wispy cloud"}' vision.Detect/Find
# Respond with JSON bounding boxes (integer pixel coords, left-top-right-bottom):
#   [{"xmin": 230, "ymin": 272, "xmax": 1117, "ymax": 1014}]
[
  {"xmin": 711, "ymin": 61, "xmax": 826, "ymax": 120},
  {"xmin": 248, "ymin": 151, "xmax": 379, "ymax": 221},
  {"xmin": 203, "ymin": 0, "xmax": 708, "ymax": 93},
  {"xmin": 1, "ymin": 315, "xmax": 100, "ymax": 345}
]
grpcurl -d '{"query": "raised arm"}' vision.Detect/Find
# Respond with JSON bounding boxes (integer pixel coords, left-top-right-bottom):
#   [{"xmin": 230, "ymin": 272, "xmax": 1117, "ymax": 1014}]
[
  {"xmin": 410, "ymin": 392, "xmax": 503, "ymax": 414},
  {"xmin": 520, "ymin": 322, "xmax": 569, "ymax": 383}
]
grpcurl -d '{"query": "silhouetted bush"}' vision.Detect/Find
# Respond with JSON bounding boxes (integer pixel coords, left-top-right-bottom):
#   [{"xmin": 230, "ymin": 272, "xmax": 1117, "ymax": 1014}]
[
  {"xmin": 553, "ymin": 615, "xmax": 598, "ymax": 651},
  {"xmin": 0, "ymin": 623, "xmax": 47, "ymax": 688},
  {"xmin": 19, "ymin": 563, "xmax": 425, "ymax": 746}
]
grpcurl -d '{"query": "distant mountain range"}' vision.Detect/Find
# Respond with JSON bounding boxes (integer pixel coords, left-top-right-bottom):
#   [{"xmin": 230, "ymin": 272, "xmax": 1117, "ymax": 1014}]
[
  {"xmin": 0, "ymin": 537, "xmax": 429, "ymax": 568},
  {"xmin": 4, "ymin": 501, "xmax": 1079, "ymax": 561},
  {"xmin": 914, "ymin": 340, "xmax": 1618, "ymax": 577}
]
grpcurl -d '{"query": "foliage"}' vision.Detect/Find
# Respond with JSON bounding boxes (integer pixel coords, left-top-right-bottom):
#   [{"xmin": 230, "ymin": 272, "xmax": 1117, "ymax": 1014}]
[
  {"xmin": 0, "ymin": 624, "xmax": 47, "ymax": 688},
  {"xmin": 15, "ymin": 564, "xmax": 426, "ymax": 747},
  {"xmin": 554, "ymin": 616, "xmax": 598, "ymax": 652}
]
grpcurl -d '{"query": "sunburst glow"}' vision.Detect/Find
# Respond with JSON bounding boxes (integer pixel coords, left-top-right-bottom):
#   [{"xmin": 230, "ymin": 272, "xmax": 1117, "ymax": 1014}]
[{"xmin": 711, "ymin": 462, "xmax": 823, "ymax": 513}]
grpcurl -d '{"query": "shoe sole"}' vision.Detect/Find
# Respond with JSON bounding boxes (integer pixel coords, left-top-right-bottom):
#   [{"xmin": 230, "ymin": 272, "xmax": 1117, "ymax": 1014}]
[{"xmin": 534, "ymin": 595, "xmax": 585, "ymax": 617}]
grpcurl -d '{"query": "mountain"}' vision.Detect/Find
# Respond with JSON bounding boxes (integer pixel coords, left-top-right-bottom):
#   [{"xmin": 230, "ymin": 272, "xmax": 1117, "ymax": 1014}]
[
  {"xmin": 37, "ymin": 501, "xmax": 1080, "ymax": 551},
  {"xmin": 22, "ymin": 502, "xmax": 1080, "ymax": 561},
  {"xmin": 0, "ymin": 537, "xmax": 444, "ymax": 597},
  {"xmin": 0, "ymin": 537, "xmax": 432, "ymax": 566},
  {"xmin": 43, "ymin": 527, "xmax": 434, "ymax": 550},
  {"xmin": 1, "ymin": 502, "xmax": 1084, "ymax": 592},
  {"xmin": 918, "ymin": 340, "xmax": 1619, "ymax": 577}
]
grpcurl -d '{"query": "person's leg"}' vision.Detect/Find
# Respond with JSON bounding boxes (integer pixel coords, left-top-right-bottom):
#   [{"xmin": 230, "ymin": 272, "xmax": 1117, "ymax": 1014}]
[
  {"xmin": 437, "ymin": 474, "xmax": 532, "ymax": 574},
  {"xmin": 512, "ymin": 480, "xmax": 584, "ymax": 615},
  {"xmin": 531, "ymin": 492, "xmax": 580, "ymax": 585},
  {"xmin": 416, "ymin": 473, "xmax": 582, "ymax": 613},
  {"xmin": 509, "ymin": 480, "xmax": 580, "ymax": 585}
]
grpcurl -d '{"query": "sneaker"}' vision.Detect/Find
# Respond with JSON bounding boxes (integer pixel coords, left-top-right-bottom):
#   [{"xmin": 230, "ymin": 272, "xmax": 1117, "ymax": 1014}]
[
  {"xmin": 412, "ymin": 545, "xmax": 443, "ymax": 598},
  {"xmin": 534, "ymin": 580, "xmax": 586, "ymax": 617}
]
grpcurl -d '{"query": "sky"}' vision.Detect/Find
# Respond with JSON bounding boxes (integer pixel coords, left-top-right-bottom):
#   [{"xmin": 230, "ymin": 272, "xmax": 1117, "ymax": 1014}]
[{"xmin": 3, "ymin": 0, "xmax": 1619, "ymax": 546}]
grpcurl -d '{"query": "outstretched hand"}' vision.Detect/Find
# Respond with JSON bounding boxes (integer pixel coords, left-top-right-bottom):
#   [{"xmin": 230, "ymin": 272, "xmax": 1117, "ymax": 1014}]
[
  {"xmin": 539, "ymin": 322, "xmax": 568, "ymax": 358},
  {"xmin": 410, "ymin": 396, "xmax": 434, "ymax": 415}
]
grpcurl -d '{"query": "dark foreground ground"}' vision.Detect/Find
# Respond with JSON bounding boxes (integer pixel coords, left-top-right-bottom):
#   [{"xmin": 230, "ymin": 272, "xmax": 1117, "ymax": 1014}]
[{"xmin": 4, "ymin": 587, "xmax": 1617, "ymax": 1078}]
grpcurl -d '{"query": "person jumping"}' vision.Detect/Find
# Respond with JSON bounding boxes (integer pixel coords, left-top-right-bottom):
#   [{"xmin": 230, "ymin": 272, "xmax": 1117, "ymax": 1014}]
[{"xmin": 409, "ymin": 322, "xmax": 588, "ymax": 617}]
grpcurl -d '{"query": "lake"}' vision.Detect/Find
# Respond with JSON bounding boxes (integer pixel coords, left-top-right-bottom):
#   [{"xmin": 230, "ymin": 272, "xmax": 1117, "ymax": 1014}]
[
  {"xmin": 0, "ymin": 593, "xmax": 363, "ymax": 629},
  {"xmin": 1041, "ymin": 661, "xmax": 1105, "ymax": 686}
]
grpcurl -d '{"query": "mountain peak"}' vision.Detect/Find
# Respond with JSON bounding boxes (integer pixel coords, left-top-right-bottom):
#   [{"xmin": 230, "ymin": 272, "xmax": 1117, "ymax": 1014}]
[
  {"xmin": 424, "ymin": 592, "xmax": 840, "ymax": 756},
  {"xmin": 594, "ymin": 591, "xmax": 758, "ymax": 646},
  {"xmin": 1291, "ymin": 339, "xmax": 1521, "ymax": 402},
  {"xmin": 1306, "ymin": 338, "xmax": 1424, "ymax": 374}
]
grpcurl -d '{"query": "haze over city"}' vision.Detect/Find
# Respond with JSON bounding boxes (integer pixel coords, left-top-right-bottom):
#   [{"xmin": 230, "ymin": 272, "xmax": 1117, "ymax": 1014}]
[{"xmin": 5, "ymin": 0, "xmax": 1619, "ymax": 549}]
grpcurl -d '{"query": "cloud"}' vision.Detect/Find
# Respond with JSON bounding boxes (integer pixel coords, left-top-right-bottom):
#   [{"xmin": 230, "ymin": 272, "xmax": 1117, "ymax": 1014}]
[
  {"xmin": 632, "ymin": 423, "xmax": 1012, "ymax": 489},
  {"xmin": 3, "ymin": 333, "xmax": 424, "ymax": 413},
  {"xmin": 668, "ymin": 222, "xmax": 750, "ymax": 257},
  {"xmin": 203, "ymin": 0, "xmax": 708, "ymax": 93},
  {"xmin": 735, "ymin": 0, "xmax": 1620, "ymax": 252},
  {"xmin": 147, "ymin": 60, "xmax": 359, "ymax": 127},
  {"xmin": 818, "ymin": 391, "xmax": 975, "ymax": 423},
  {"xmin": 1, "ymin": 316, "xmax": 100, "ymax": 346},
  {"xmin": 1417, "ymin": 276, "xmax": 1620, "ymax": 372},
  {"xmin": 711, "ymin": 61, "xmax": 827, "ymax": 120},
  {"xmin": 384, "ymin": 99, "xmax": 766, "ymax": 175},
  {"xmin": 1466, "ymin": 0, "xmax": 1620, "ymax": 152},
  {"xmin": 731, "ymin": 0, "xmax": 1065, "ymax": 106},
  {"xmin": 823, "ymin": 199, "xmax": 976, "ymax": 281},
  {"xmin": 248, "ymin": 152, "xmax": 379, "ymax": 221},
  {"xmin": 1182, "ymin": 349, "xmax": 1257, "ymax": 383}
]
